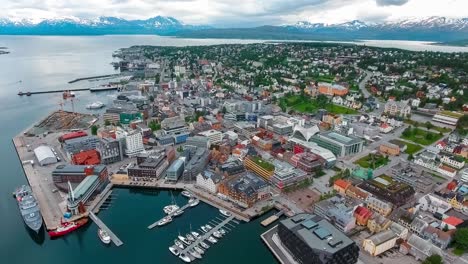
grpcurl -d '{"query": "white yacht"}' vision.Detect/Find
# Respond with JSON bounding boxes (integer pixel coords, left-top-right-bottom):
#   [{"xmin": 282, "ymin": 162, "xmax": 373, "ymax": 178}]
[
  {"xmin": 194, "ymin": 245, "xmax": 204, "ymax": 255},
  {"xmin": 213, "ymin": 230, "xmax": 222, "ymax": 238},
  {"xmin": 201, "ymin": 226, "xmax": 209, "ymax": 233},
  {"xmin": 200, "ymin": 241, "xmax": 210, "ymax": 249},
  {"xmin": 205, "ymin": 224, "xmax": 213, "ymax": 230},
  {"xmin": 157, "ymin": 216, "xmax": 172, "ymax": 226},
  {"xmin": 164, "ymin": 205, "xmax": 180, "ymax": 215},
  {"xmin": 207, "ymin": 236, "xmax": 217, "ymax": 244},
  {"xmin": 98, "ymin": 229, "xmax": 111, "ymax": 244},
  {"xmin": 188, "ymin": 198, "xmax": 199, "ymax": 207},
  {"xmin": 181, "ymin": 190, "xmax": 192, "ymax": 198},
  {"xmin": 179, "ymin": 253, "xmax": 191, "ymax": 263},
  {"xmin": 219, "ymin": 228, "xmax": 226, "ymax": 235},
  {"xmin": 173, "ymin": 209, "xmax": 184, "ymax": 217},
  {"xmin": 189, "ymin": 249, "xmax": 202, "ymax": 259},
  {"xmin": 191, "ymin": 231, "xmax": 201, "ymax": 239},
  {"xmin": 186, "ymin": 233, "xmax": 195, "ymax": 242},
  {"xmin": 174, "ymin": 239, "xmax": 185, "ymax": 249},
  {"xmin": 178, "ymin": 235, "xmax": 191, "ymax": 245},
  {"xmin": 169, "ymin": 246, "xmax": 180, "ymax": 256},
  {"xmin": 86, "ymin": 101, "xmax": 105, "ymax": 109},
  {"xmin": 219, "ymin": 209, "xmax": 232, "ymax": 217}
]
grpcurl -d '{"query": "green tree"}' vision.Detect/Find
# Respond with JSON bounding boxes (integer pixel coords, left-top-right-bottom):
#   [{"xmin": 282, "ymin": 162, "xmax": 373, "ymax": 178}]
[
  {"xmin": 408, "ymin": 154, "xmax": 414, "ymax": 161},
  {"xmin": 425, "ymin": 133, "xmax": 434, "ymax": 141},
  {"xmin": 455, "ymin": 228, "xmax": 468, "ymax": 250},
  {"xmin": 422, "ymin": 254, "xmax": 442, "ymax": 264},
  {"xmin": 402, "ymin": 127, "xmax": 412, "ymax": 137},
  {"xmin": 104, "ymin": 120, "xmax": 111, "ymax": 126},
  {"xmin": 148, "ymin": 120, "xmax": 161, "ymax": 132},
  {"xmin": 91, "ymin": 125, "xmax": 98, "ymax": 136},
  {"xmin": 222, "ymin": 106, "xmax": 227, "ymax": 114},
  {"xmin": 425, "ymin": 121, "xmax": 434, "ymax": 131}
]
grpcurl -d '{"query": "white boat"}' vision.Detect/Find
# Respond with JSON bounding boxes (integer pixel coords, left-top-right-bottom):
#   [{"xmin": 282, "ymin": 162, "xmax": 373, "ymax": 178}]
[
  {"xmin": 213, "ymin": 231, "xmax": 222, "ymax": 238},
  {"xmin": 207, "ymin": 236, "xmax": 217, "ymax": 244},
  {"xmin": 201, "ymin": 226, "xmax": 209, "ymax": 233},
  {"xmin": 98, "ymin": 229, "xmax": 111, "ymax": 244},
  {"xmin": 179, "ymin": 253, "xmax": 191, "ymax": 263},
  {"xmin": 186, "ymin": 233, "xmax": 195, "ymax": 242},
  {"xmin": 205, "ymin": 224, "xmax": 213, "ymax": 230},
  {"xmin": 200, "ymin": 241, "xmax": 210, "ymax": 249},
  {"xmin": 189, "ymin": 249, "xmax": 202, "ymax": 259},
  {"xmin": 157, "ymin": 216, "xmax": 172, "ymax": 226},
  {"xmin": 188, "ymin": 198, "xmax": 200, "ymax": 207},
  {"xmin": 164, "ymin": 204, "xmax": 180, "ymax": 214},
  {"xmin": 86, "ymin": 101, "xmax": 105, "ymax": 109},
  {"xmin": 169, "ymin": 246, "xmax": 180, "ymax": 256},
  {"xmin": 219, "ymin": 209, "xmax": 232, "ymax": 217},
  {"xmin": 181, "ymin": 191, "xmax": 192, "ymax": 198},
  {"xmin": 191, "ymin": 231, "xmax": 201, "ymax": 239},
  {"xmin": 174, "ymin": 239, "xmax": 185, "ymax": 249},
  {"xmin": 178, "ymin": 235, "xmax": 191, "ymax": 245},
  {"xmin": 173, "ymin": 209, "xmax": 184, "ymax": 217},
  {"xmin": 194, "ymin": 245, "xmax": 204, "ymax": 255},
  {"xmin": 219, "ymin": 228, "xmax": 226, "ymax": 235},
  {"xmin": 90, "ymin": 84, "xmax": 119, "ymax": 92}
]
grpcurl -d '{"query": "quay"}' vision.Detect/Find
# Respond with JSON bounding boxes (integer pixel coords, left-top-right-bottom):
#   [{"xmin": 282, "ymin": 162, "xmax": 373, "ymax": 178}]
[
  {"xmin": 148, "ymin": 201, "xmax": 193, "ymax": 229},
  {"xmin": 261, "ymin": 211, "xmax": 284, "ymax": 227},
  {"xmin": 89, "ymin": 183, "xmax": 114, "ymax": 214},
  {"xmin": 68, "ymin": 74, "xmax": 119, "ymax": 83},
  {"xmin": 18, "ymin": 88, "xmax": 90, "ymax": 96},
  {"xmin": 178, "ymin": 215, "xmax": 236, "ymax": 261},
  {"xmin": 89, "ymin": 212, "xmax": 123, "ymax": 247}
]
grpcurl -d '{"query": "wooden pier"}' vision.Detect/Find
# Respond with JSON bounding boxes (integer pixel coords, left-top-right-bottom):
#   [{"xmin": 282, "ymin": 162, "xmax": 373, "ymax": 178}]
[
  {"xmin": 89, "ymin": 212, "xmax": 123, "ymax": 247},
  {"xmin": 261, "ymin": 211, "xmax": 284, "ymax": 227}
]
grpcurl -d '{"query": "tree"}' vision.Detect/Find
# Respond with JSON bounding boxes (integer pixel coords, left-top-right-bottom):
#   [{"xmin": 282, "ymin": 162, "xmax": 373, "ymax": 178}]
[
  {"xmin": 148, "ymin": 120, "xmax": 161, "ymax": 132},
  {"xmin": 425, "ymin": 121, "xmax": 434, "ymax": 131},
  {"xmin": 425, "ymin": 133, "xmax": 434, "ymax": 141},
  {"xmin": 91, "ymin": 125, "xmax": 98, "ymax": 136},
  {"xmin": 402, "ymin": 127, "xmax": 412, "ymax": 137},
  {"xmin": 408, "ymin": 154, "xmax": 414, "ymax": 161},
  {"xmin": 455, "ymin": 228, "xmax": 468, "ymax": 250},
  {"xmin": 222, "ymin": 106, "xmax": 227, "ymax": 114},
  {"xmin": 422, "ymin": 254, "xmax": 442, "ymax": 264},
  {"xmin": 104, "ymin": 120, "xmax": 111, "ymax": 126}
]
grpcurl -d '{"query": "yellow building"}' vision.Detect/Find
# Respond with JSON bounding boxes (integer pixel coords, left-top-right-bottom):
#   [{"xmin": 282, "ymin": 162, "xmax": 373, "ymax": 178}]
[
  {"xmin": 367, "ymin": 196, "xmax": 393, "ymax": 217},
  {"xmin": 367, "ymin": 214, "xmax": 392, "ymax": 234},
  {"xmin": 362, "ymin": 230, "xmax": 397, "ymax": 256},
  {"xmin": 244, "ymin": 156, "xmax": 275, "ymax": 181}
]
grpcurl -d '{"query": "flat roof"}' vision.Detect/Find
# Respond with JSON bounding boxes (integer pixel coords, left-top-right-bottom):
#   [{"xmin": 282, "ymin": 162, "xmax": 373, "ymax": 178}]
[{"xmin": 73, "ymin": 175, "xmax": 98, "ymax": 199}]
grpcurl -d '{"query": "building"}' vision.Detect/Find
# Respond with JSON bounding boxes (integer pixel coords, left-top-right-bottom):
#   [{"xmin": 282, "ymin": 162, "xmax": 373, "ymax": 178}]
[
  {"xmin": 317, "ymin": 82, "xmax": 349, "ymax": 96},
  {"xmin": 354, "ymin": 206, "xmax": 373, "ymax": 226},
  {"xmin": 367, "ymin": 213, "xmax": 392, "ymax": 233},
  {"xmin": 384, "ymin": 99, "xmax": 411, "ymax": 117},
  {"xmin": 128, "ymin": 151, "xmax": 169, "ymax": 179},
  {"xmin": 461, "ymin": 168, "xmax": 468, "ymax": 183},
  {"xmin": 218, "ymin": 172, "xmax": 269, "ymax": 208},
  {"xmin": 71, "ymin": 149, "xmax": 100, "ymax": 165},
  {"xmin": 62, "ymin": 136, "xmax": 101, "ymax": 156},
  {"xmin": 181, "ymin": 147, "xmax": 210, "ymax": 181},
  {"xmin": 417, "ymin": 194, "xmax": 452, "ymax": 215},
  {"xmin": 52, "ymin": 164, "xmax": 108, "ymax": 190},
  {"xmin": 244, "ymin": 156, "xmax": 275, "ymax": 181},
  {"xmin": 166, "ymin": 158, "xmax": 185, "ymax": 182},
  {"xmin": 219, "ymin": 159, "xmax": 245, "ymax": 176},
  {"xmin": 441, "ymin": 155, "xmax": 465, "ymax": 169},
  {"xmin": 313, "ymin": 196, "xmax": 359, "ymax": 233},
  {"xmin": 118, "ymin": 130, "xmax": 144, "ymax": 157},
  {"xmin": 379, "ymin": 142, "xmax": 400, "ymax": 156},
  {"xmin": 185, "ymin": 136, "xmax": 210, "ymax": 149},
  {"xmin": 277, "ymin": 213, "xmax": 359, "ymax": 264},
  {"xmin": 67, "ymin": 175, "xmax": 101, "ymax": 215},
  {"xmin": 198, "ymin": 129, "xmax": 223, "ymax": 145},
  {"xmin": 290, "ymin": 152, "xmax": 324, "ymax": 173},
  {"xmin": 390, "ymin": 162, "xmax": 435, "ymax": 193},
  {"xmin": 97, "ymin": 137, "xmax": 123, "ymax": 164},
  {"xmin": 33, "ymin": 145, "xmax": 57, "ymax": 166},
  {"xmin": 311, "ymin": 131, "xmax": 364, "ymax": 157},
  {"xmin": 366, "ymin": 196, "xmax": 393, "ymax": 217},
  {"xmin": 270, "ymin": 162, "xmax": 309, "ymax": 190},
  {"xmin": 288, "ymin": 138, "xmax": 337, "ymax": 168},
  {"xmin": 362, "ymin": 229, "xmax": 398, "ymax": 256},
  {"xmin": 58, "ymin": 131, "xmax": 87, "ymax": 142},
  {"xmin": 358, "ymin": 175, "xmax": 415, "ymax": 207},
  {"xmin": 401, "ymin": 234, "xmax": 443, "ymax": 261},
  {"xmin": 333, "ymin": 179, "xmax": 351, "ymax": 195},
  {"xmin": 432, "ymin": 111, "xmax": 464, "ymax": 126},
  {"xmin": 345, "ymin": 185, "xmax": 369, "ymax": 201},
  {"xmin": 422, "ymin": 226, "xmax": 454, "ymax": 249},
  {"xmin": 196, "ymin": 170, "xmax": 222, "ymax": 193}
]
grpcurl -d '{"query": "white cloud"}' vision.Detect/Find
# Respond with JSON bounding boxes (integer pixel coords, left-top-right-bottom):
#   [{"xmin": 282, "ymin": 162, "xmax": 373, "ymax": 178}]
[{"xmin": 1, "ymin": 0, "xmax": 467, "ymax": 26}]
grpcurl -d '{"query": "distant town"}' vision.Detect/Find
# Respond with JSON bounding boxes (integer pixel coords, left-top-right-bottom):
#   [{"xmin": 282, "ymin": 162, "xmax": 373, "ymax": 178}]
[{"xmin": 14, "ymin": 42, "xmax": 468, "ymax": 264}]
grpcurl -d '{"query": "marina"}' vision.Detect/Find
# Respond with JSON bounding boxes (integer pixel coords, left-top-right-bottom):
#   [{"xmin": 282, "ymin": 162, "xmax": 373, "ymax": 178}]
[
  {"xmin": 89, "ymin": 212, "xmax": 123, "ymax": 247},
  {"xmin": 148, "ymin": 197, "xmax": 199, "ymax": 229}
]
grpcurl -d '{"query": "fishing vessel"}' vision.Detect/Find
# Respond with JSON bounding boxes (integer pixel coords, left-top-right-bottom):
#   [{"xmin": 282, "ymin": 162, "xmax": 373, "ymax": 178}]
[
  {"xmin": 157, "ymin": 216, "xmax": 172, "ymax": 226},
  {"xmin": 98, "ymin": 229, "xmax": 111, "ymax": 244},
  {"xmin": 219, "ymin": 209, "xmax": 232, "ymax": 217},
  {"xmin": 181, "ymin": 191, "xmax": 192, "ymax": 198},
  {"xmin": 179, "ymin": 253, "xmax": 191, "ymax": 263},
  {"xmin": 169, "ymin": 246, "xmax": 180, "ymax": 256},
  {"xmin": 200, "ymin": 241, "xmax": 210, "ymax": 249},
  {"xmin": 188, "ymin": 198, "xmax": 199, "ymax": 207},
  {"xmin": 48, "ymin": 217, "xmax": 89, "ymax": 238},
  {"xmin": 86, "ymin": 101, "xmax": 105, "ymax": 109},
  {"xmin": 13, "ymin": 185, "xmax": 43, "ymax": 233}
]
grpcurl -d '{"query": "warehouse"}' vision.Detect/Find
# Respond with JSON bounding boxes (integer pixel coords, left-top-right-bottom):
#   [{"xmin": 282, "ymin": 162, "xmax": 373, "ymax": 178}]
[{"xmin": 33, "ymin": 145, "xmax": 57, "ymax": 166}]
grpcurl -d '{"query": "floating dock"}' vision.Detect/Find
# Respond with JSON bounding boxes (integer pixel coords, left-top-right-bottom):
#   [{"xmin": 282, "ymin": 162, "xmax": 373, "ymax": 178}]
[
  {"xmin": 147, "ymin": 200, "xmax": 195, "ymax": 229},
  {"xmin": 261, "ymin": 211, "xmax": 284, "ymax": 227},
  {"xmin": 89, "ymin": 212, "xmax": 123, "ymax": 247},
  {"xmin": 89, "ymin": 183, "xmax": 114, "ymax": 214}
]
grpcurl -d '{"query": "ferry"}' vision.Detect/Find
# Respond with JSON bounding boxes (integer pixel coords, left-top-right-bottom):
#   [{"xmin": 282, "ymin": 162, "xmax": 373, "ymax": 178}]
[
  {"xmin": 181, "ymin": 191, "xmax": 192, "ymax": 198},
  {"xmin": 200, "ymin": 241, "xmax": 210, "ymax": 249},
  {"xmin": 178, "ymin": 235, "xmax": 191, "ymax": 245},
  {"xmin": 169, "ymin": 246, "xmax": 180, "ymax": 256},
  {"xmin": 179, "ymin": 253, "xmax": 191, "ymax": 263},
  {"xmin": 48, "ymin": 217, "xmax": 89, "ymax": 238},
  {"xmin": 188, "ymin": 198, "xmax": 199, "ymax": 207},
  {"xmin": 98, "ymin": 229, "xmax": 111, "ymax": 244},
  {"xmin": 219, "ymin": 209, "xmax": 232, "ymax": 217},
  {"xmin": 191, "ymin": 231, "xmax": 201, "ymax": 239},
  {"xmin": 194, "ymin": 245, "xmax": 205, "ymax": 255},
  {"xmin": 174, "ymin": 239, "xmax": 185, "ymax": 249},
  {"xmin": 189, "ymin": 249, "xmax": 202, "ymax": 259},
  {"xmin": 157, "ymin": 216, "xmax": 172, "ymax": 226},
  {"xmin": 207, "ymin": 236, "xmax": 218, "ymax": 244}
]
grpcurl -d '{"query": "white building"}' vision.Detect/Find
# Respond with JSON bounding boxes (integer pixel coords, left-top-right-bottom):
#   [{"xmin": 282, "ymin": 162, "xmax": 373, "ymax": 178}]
[
  {"xmin": 34, "ymin": 146, "xmax": 58, "ymax": 166},
  {"xmin": 461, "ymin": 168, "xmax": 468, "ymax": 183},
  {"xmin": 196, "ymin": 171, "xmax": 222, "ymax": 194},
  {"xmin": 441, "ymin": 155, "xmax": 465, "ymax": 169},
  {"xmin": 117, "ymin": 130, "xmax": 144, "ymax": 157},
  {"xmin": 417, "ymin": 194, "xmax": 452, "ymax": 215},
  {"xmin": 384, "ymin": 99, "xmax": 411, "ymax": 117},
  {"xmin": 198, "ymin": 129, "xmax": 223, "ymax": 145}
]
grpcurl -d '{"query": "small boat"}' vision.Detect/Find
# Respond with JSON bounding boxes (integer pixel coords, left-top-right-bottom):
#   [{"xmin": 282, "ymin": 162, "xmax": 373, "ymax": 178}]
[
  {"xmin": 179, "ymin": 253, "xmax": 191, "ymax": 263},
  {"xmin": 207, "ymin": 236, "xmax": 217, "ymax": 244},
  {"xmin": 18, "ymin": 91, "xmax": 23, "ymax": 96},
  {"xmin": 169, "ymin": 246, "xmax": 180, "ymax": 256},
  {"xmin": 201, "ymin": 226, "xmax": 209, "ymax": 233},
  {"xmin": 86, "ymin": 101, "xmax": 105, "ymax": 109},
  {"xmin": 98, "ymin": 229, "xmax": 111, "ymax": 244},
  {"xmin": 178, "ymin": 235, "xmax": 191, "ymax": 245},
  {"xmin": 186, "ymin": 233, "xmax": 195, "ymax": 242},
  {"xmin": 188, "ymin": 198, "xmax": 199, "ymax": 207},
  {"xmin": 191, "ymin": 231, "xmax": 201, "ymax": 239},
  {"xmin": 164, "ymin": 205, "xmax": 180, "ymax": 215},
  {"xmin": 173, "ymin": 209, "xmax": 184, "ymax": 217},
  {"xmin": 219, "ymin": 228, "xmax": 226, "ymax": 235},
  {"xmin": 157, "ymin": 216, "xmax": 172, "ymax": 226},
  {"xmin": 205, "ymin": 224, "xmax": 213, "ymax": 230},
  {"xmin": 194, "ymin": 245, "xmax": 204, "ymax": 255},
  {"xmin": 174, "ymin": 239, "xmax": 185, "ymax": 249},
  {"xmin": 213, "ymin": 231, "xmax": 222, "ymax": 238},
  {"xmin": 181, "ymin": 191, "xmax": 192, "ymax": 198},
  {"xmin": 62, "ymin": 91, "xmax": 75, "ymax": 99},
  {"xmin": 26, "ymin": 92, "xmax": 31, "ymax": 96},
  {"xmin": 219, "ymin": 209, "xmax": 232, "ymax": 217},
  {"xmin": 189, "ymin": 249, "xmax": 202, "ymax": 259},
  {"xmin": 200, "ymin": 241, "xmax": 210, "ymax": 249}
]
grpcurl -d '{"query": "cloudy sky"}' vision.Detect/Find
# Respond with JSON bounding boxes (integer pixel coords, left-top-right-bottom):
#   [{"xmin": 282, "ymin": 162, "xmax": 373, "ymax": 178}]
[{"xmin": 3, "ymin": 0, "xmax": 468, "ymax": 26}]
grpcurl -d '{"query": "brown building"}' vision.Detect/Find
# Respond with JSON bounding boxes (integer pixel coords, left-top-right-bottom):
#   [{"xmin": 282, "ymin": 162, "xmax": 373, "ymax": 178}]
[{"xmin": 379, "ymin": 142, "xmax": 400, "ymax": 156}]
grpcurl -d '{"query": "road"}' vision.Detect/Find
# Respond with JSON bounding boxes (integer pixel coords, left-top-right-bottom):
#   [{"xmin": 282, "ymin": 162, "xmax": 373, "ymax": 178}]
[{"xmin": 358, "ymin": 70, "xmax": 372, "ymax": 99}]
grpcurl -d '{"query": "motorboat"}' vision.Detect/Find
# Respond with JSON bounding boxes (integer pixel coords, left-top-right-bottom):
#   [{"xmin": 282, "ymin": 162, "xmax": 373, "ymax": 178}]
[
  {"xmin": 98, "ymin": 229, "xmax": 111, "ymax": 244},
  {"xmin": 157, "ymin": 216, "xmax": 172, "ymax": 226},
  {"xmin": 169, "ymin": 246, "xmax": 180, "ymax": 256},
  {"xmin": 186, "ymin": 233, "xmax": 195, "ymax": 242},
  {"xmin": 194, "ymin": 245, "xmax": 204, "ymax": 255},
  {"xmin": 205, "ymin": 224, "xmax": 213, "ymax": 230},
  {"xmin": 164, "ymin": 205, "xmax": 180, "ymax": 215},
  {"xmin": 181, "ymin": 191, "xmax": 192, "ymax": 198},
  {"xmin": 179, "ymin": 253, "xmax": 191, "ymax": 263},
  {"xmin": 191, "ymin": 231, "xmax": 201, "ymax": 239},
  {"xmin": 178, "ymin": 235, "xmax": 191, "ymax": 245},
  {"xmin": 86, "ymin": 101, "xmax": 105, "ymax": 109},
  {"xmin": 200, "ymin": 241, "xmax": 210, "ymax": 249},
  {"xmin": 213, "ymin": 230, "xmax": 222, "ymax": 238},
  {"xmin": 201, "ymin": 226, "xmax": 209, "ymax": 233},
  {"xmin": 189, "ymin": 249, "xmax": 202, "ymax": 259},
  {"xmin": 207, "ymin": 236, "xmax": 217, "ymax": 244},
  {"xmin": 188, "ymin": 198, "xmax": 200, "ymax": 207},
  {"xmin": 219, "ymin": 209, "xmax": 232, "ymax": 217},
  {"xmin": 174, "ymin": 239, "xmax": 185, "ymax": 249},
  {"xmin": 219, "ymin": 228, "xmax": 226, "ymax": 235}
]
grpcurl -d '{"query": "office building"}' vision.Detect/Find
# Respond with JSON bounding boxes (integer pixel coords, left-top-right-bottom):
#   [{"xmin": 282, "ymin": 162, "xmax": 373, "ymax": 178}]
[
  {"xmin": 185, "ymin": 135, "xmax": 211, "ymax": 149},
  {"xmin": 198, "ymin": 129, "xmax": 223, "ymax": 145},
  {"xmin": 166, "ymin": 158, "xmax": 185, "ymax": 182},
  {"xmin": 181, "ymin": 147, "xmax": 210, "ymax": 181},
  {"xmin": 128, "ymin": 152, "xmax": 169, "ymax": 179},
  {"xmin": 313, "ymin": 196, "xmax": 359, "ymax": 233},
  {"xmin": 97, "ymin": 137, "xmax": 123, "ymax": 164},
  {"xmin": 311, "ymin": 131, "xmax": 364, "ymax": 157},
  {"xmin": 390, "ymin": 162, "xmax": 435, "ymax": 193},
  {"xmin": 196, "ymin": 170, "xmax": 222, "ymax": 193},
  {"xmin": 218, "ymin": 172, "xmax": 269, "ymax": 208},
  {"xmin": 62, "ymin": 136, "xmax": 101, "ymax": 156},
  {"xmin": 117, "ymin": 130, "xmax": 144, "ymax": 157},
  {"xmin": 358, "ymin": 175, "xmax": 415, "ymax": 207},
  {"xmin": 244, "ymin": 156, "xmax": 275, "ymax": 181},
  {"xmin": 52, "ymin": 164, "xmax": 108, "ymax": 190}
]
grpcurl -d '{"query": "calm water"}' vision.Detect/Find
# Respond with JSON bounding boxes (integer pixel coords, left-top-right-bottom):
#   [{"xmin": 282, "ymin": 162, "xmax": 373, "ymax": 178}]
[{"xmin": 0, "ymin": 35, "xmax": 465, "ymax": 263}]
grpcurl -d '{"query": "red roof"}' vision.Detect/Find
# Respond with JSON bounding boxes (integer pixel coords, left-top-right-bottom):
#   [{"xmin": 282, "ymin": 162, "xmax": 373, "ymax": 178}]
[
  {"xmin": 334, "ymin": 179, "xmax": 351, "ymax": 190},
  {"xmin": 354, "ymin": 206, "xmax": 373, "ymax": 218},
  {"xmin": 443, "ymin": 216, "xmax": 463, "ymax": 227},
  {"xmin": 72, "ymin": 149, "xmax": 100, "ymax": 165},
  {"xmin": 59, "ymin": 131, "xmax": 87, "ymax": 142}
]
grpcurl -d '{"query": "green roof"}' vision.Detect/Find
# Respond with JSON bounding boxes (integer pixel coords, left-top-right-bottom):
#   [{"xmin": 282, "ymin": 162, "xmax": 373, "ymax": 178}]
[
  {"xmin": 74, "ymin": 175, "xmax": 98, "ymax": 199},
  {"xmin": 250, "ymin": 156, "xmax": 275, "ymax": 171}
]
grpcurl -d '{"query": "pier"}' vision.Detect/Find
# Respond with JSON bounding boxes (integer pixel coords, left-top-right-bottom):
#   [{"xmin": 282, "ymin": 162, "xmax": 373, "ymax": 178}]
[
  {"xmin": 147, "ymin": 200, "xmax": 194, "ymax": 229},
  {"xmin": 89, "ymin": 183, "xmax": 114, "ymax": 214},
  {"xmin": 68, "ymin": 74, "xmax": 119, "ymax": 83},
  {"xmin": 18, "ymin": 88, "xmax": 90, "ymax": 96},
  {"xmin": 89, "ymin": 212, "xmax": 123, "ymax": 247},
  {"xmin": 261, "ymin": 211, "xmax": 284, "ymax": 227},
  {"xmin": 178, "ymin": 215, "xmax": 237, "ymax": 261}
]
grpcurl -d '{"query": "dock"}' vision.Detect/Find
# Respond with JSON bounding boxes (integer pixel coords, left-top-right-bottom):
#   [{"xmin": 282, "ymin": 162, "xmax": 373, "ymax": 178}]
[
  {"xmin": 147, "ymin": 201, "xmax": 194, "ymax": 229},
  {"xmin": 89, "ymin": 183, "xmax": 114, "ymax": 214},
  {"xmin": 178, "ymin": 215, "xmax": 237, "ymax": 260},
  {"xmin": 18, "ymin": 88, "xmax": 90, "ymax": 96},
  {"xmin": 261, "ymin": 211, "xmax": 284, "ymax": 227},
  {"xmin": 68, "ymin": 74, "xmax": 119, "ymax": 83},
  {"xmin": 89, "ymin": 212, "xmax": 123, "ymax": 247}
]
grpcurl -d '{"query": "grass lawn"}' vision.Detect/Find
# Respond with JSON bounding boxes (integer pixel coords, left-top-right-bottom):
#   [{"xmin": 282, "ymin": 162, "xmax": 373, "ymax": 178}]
[
  {"xmin": 250, "ymin": 156, "xmax": 275, "ymax": 171},
  {"xmin": 453, "ymin": 247, "xmax": 465, "ymax": 256},
  {"xmin": 400, "ymin": 127, "xmax": 443, "ymax": 146},
  {"xmin": 390, "ymin": 139, "xmax": 423, "ymax": 154},
  {"xmin": 293, "ymin": 101, "xmax": 357, "ymax": 114},
  {"xmin": 354, "ymin": 154, "xmax": 389, "ymax": 169},
  {"xmin": 404, "ymin": 119, "xmax": 452, "ymax": 133}
]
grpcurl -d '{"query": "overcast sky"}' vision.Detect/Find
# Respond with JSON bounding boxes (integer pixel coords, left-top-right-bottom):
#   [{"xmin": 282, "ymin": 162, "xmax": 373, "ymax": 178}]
[{"xmin": 3, "ymin": 0, "xmax": 468, "ymax": 26}]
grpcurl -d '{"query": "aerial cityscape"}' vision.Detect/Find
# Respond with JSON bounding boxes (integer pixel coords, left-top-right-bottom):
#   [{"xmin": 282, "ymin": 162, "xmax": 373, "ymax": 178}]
[{"xmin": 1, "ymin": 1, "xmax": 468, "ymax": 264}]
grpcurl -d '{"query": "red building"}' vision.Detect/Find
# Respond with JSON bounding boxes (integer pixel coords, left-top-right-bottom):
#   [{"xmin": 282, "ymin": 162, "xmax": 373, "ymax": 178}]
[
  {"xmin": 59, "ymin": 131, "xmax": 87, "ymax": 142},
  {"xmin": 72, "ymin": 150, "xmax": 101, "ymax": 165},
  {"xmin": 354, "ymin": 206, "xmax": 373, "ymax": 226}
]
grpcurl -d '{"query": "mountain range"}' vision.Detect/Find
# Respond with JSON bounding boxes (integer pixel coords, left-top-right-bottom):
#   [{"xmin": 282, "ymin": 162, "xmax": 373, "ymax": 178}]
[{"xmin": 0, "ymin": 15, "xmax": 467, "ymax": 42}]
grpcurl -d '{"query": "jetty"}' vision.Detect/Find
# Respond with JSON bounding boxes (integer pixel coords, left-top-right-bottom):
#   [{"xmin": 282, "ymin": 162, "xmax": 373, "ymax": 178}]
[
  {"xmin": 147, "ymin": 200, "xmax": 194, "ymax": 229},
  {"xmin": 68, "ymin": 74, "xmax": 119, "ymax": 84},
  {"xmin": 18, "ymin": 88, "xmax": 90, "ymax": 96},
  {"xmin": 89, "ymin": 183, "xmax": 114, "ymax": 214},
  {"xmin": 89, "ymin": 212, "xmax": 123, "ymax": 247},
  {"xmin": 261, "ymin": 211, "xmax": 284, "ymax": 227}
]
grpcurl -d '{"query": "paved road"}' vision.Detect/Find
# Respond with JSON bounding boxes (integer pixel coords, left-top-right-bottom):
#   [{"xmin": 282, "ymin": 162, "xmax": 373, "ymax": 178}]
[{"xmin": 359, "ymin": 70, "xmax": 372, "ymax": 99}]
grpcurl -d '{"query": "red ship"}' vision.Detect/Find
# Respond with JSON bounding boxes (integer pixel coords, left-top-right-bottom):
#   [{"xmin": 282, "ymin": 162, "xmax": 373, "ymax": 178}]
[{"xmin": 48, "ymin": 217, "xmax": 89, "ymax": 238}]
